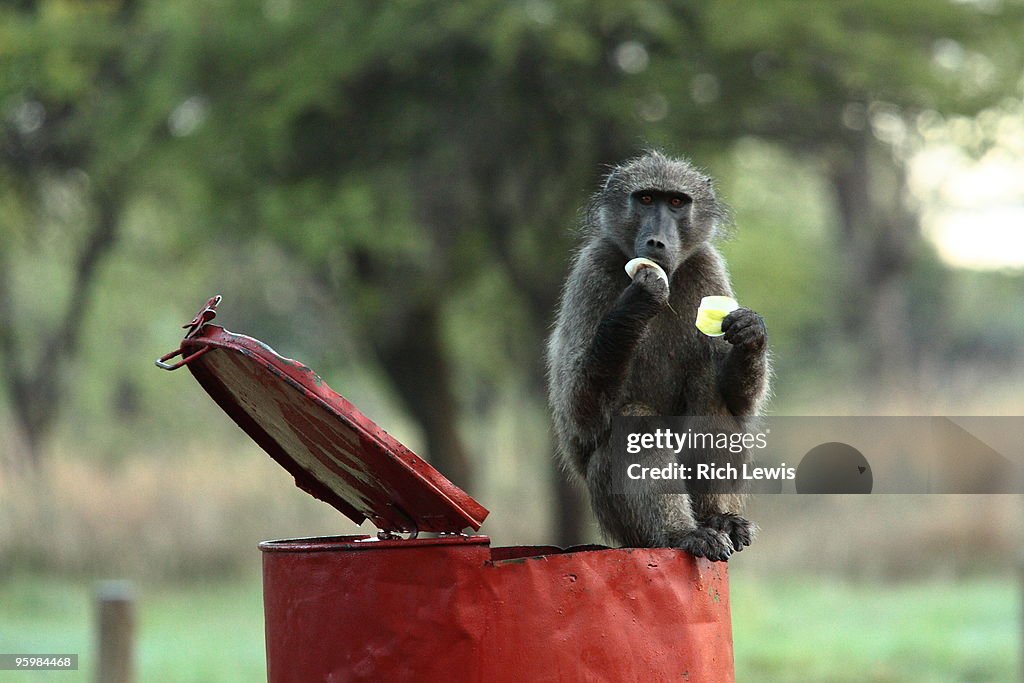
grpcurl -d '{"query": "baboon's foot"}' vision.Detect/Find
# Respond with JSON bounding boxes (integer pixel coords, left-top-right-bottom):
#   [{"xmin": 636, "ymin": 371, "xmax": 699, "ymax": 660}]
[
  {"xmin": 701, "ymin": 513, "xmax": 757, "ymax": 552},
  {"xmin": 676, "ymin": 527, "xmax": 734, "ymax": 562}
]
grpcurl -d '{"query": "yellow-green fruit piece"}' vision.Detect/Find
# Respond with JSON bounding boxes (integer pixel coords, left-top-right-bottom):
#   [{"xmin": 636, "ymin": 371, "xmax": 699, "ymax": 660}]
[
  {"xmin": 624, "ymin": 257, "xmax": 669, "ymax": 287},
  {"xmin": 695, "ymin": 296, "xmax": 739, "ymax": 337}
]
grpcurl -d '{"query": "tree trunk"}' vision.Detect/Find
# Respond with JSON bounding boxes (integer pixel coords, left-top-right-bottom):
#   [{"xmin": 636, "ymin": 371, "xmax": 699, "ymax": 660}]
[
  {"xmin": 552, "ymin": 470, "xmax": 590, "ymax": 547},
  {"xmin": 479, "ymin": 202, "xmax": 590, "ymax": 546},
  {"xmin": 0, "ymin": 190, "xmax": 121, "ymax": 471},
  {"xmin": 827, "ymin": 134, "xmax": 917, "ymax": 382},
  {"xmin": 371, "ymin": 301, "xmax": 474, "ymax": 493}
]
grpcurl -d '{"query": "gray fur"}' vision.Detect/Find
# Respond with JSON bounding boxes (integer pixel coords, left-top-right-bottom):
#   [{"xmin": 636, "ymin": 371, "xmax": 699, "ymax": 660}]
[{"xmin": 546, "ymin": 151, "xmax": 771, "ymax": 561}]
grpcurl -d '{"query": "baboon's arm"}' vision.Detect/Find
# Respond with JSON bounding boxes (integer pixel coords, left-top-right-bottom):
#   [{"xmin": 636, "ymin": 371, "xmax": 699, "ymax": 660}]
[
  {"xmin": 569, "ymin": 277, "xmax": 664, "ymax": 436},
  {"xmin": 717, "ymin": 308, "xmax": 770, "ymax": 416}
]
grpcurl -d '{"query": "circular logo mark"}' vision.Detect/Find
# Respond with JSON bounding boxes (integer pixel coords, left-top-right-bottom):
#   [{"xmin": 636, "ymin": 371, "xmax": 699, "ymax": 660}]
[{"xmin": 795, "ymin": 442, "xmax": 872, "ymax": 494}]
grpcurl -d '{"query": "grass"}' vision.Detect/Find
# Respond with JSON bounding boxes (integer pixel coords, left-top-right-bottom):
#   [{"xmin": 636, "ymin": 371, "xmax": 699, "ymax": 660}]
[
  {"xmin": 732, "ymin": 575, "xmax": 1020, "ymax": 682},
  {"xmin": 0, "ymin": 572, "xmax": 1017, "ymax": 682},
  {"xmin": 0, "ymin": 573, "xmax": 266, "ymax": 683}
]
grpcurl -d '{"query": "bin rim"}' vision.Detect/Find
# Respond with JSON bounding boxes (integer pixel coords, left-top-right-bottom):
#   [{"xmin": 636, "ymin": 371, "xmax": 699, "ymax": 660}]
[{"xmin": 258, "ymin": 534, "xmax": 493, "ymax": 553}]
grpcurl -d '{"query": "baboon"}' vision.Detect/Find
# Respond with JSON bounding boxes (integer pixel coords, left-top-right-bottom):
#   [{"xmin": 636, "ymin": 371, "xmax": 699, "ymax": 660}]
[{"xmin": 546, "ymin": 151, "xmax": 770, "ymax": 561}]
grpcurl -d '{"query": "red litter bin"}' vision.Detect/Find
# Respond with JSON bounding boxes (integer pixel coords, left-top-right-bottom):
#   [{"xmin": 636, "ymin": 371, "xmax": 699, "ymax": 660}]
[{"xmin": 158, "ymin": 296, "xmax": 736, "ymax": 682}]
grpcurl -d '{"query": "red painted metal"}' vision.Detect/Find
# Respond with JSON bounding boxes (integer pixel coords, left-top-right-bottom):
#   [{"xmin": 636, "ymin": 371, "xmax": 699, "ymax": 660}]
[
  {"xmin": 261, "ymin": 536, "xmax": 734, "ymax": 682},
  {"xmin": 160, "ymin": 297, "xmax": 736, "ymax": 682},
  {"xmin": 175, "ymin": 323, "xmax": 488, "ymax": 534}
]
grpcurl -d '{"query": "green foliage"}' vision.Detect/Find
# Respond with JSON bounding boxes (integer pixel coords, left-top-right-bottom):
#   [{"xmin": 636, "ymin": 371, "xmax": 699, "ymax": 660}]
[
  {"xmin": 2, "ymin": 0, "xmax": 1024, "ymax": 562},
  {"xmin": 716, "ymin": 140, "xmax": 841, "ymax": 395},
  {"xmin": 131, "ymin": 0, "xmax": 1023, "ymax": 345}
]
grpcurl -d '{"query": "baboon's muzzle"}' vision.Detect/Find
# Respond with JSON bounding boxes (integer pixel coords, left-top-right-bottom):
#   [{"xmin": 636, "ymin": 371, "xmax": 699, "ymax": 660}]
[{"xmin": 634, "ymin": 209, "xmax": 679, "ymax": 273}]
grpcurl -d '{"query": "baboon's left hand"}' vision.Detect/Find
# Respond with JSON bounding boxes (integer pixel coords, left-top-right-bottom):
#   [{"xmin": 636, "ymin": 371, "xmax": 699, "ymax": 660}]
[{"xmin": 721, "ymin": 308, "xmax": 767, "ymax": 352}]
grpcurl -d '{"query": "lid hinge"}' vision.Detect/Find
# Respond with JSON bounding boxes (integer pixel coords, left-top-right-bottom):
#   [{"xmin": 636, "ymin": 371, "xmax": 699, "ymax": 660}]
[{"xmin": 154, "ymin": 294, "xmax": 222, "ymax": 371}]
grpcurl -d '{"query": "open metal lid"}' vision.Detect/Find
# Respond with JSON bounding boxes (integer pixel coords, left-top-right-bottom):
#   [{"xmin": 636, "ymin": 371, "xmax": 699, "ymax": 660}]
[{"xmin": 156, "ymin": 296, "xmax": 488, "ymax": 535}]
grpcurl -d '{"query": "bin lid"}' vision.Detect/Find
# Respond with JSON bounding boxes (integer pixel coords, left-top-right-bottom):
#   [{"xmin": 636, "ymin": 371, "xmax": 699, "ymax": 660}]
[{"xmin": 161, "ymin": 296, "xmax": 488, "ymax": 535}]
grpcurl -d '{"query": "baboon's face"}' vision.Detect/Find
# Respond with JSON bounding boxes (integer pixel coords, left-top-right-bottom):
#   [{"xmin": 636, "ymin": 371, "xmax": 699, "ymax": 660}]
[
  {"xmin": 598, "ymin": 154, "xmax": 720, "ymax": 277},
  {"xmin": 627, "ymin": 189, "xmax": 693, "ymax": 275}
]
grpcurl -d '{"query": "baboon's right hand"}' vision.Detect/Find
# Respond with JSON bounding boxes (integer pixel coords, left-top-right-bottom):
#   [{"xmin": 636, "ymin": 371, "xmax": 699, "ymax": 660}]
[{"xmin": 630, "ymin": 266, "xmax": 670, "ymax": 306}]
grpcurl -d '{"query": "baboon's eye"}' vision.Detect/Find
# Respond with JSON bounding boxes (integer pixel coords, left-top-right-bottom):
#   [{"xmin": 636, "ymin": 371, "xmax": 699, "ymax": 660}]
[
  {"xmin": 670, "ymin": 195, "xmax": 691, "ymax": 207},
  {"xmin": 639, "ymin": 194, "xmax": 653, "ymax": 205},
  {"xmin": 670, "ymin": 197, "xmax": 682, "ymax": 207}
]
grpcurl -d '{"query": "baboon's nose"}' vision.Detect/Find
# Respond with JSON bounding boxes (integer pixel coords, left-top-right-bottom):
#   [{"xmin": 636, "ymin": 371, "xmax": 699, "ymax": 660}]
[{"xmin": 646, "ymin": 238, "xmax": 666, "ymax": 250}]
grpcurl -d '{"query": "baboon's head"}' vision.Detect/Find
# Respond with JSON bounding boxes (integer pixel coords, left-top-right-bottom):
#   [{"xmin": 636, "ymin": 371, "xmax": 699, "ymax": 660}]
[{"xmin": 592, "ymin": 151, "xmax": 727, "ymax": 276}]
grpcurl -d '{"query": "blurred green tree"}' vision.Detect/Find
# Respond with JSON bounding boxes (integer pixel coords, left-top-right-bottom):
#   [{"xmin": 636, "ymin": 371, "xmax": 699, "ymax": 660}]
[
  {"xmin": 686, "ymin": 0, "xmax": 1024, "ymax": 379},
  {"xmin": 2, "ymin": 0, "xmax": 1022, "ymax": 543},
  {"xmin": 160, "ymin": 0, "xmax": 1020, "ymax": 540},
  {"xmin": 0, "ymin": 1, "xmax": 179, "ymax": 469}
]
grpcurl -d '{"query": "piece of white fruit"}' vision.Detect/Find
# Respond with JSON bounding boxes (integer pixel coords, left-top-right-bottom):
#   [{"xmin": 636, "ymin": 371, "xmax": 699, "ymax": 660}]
[
  {"xmin": 695, "ymin": 295, "xmax": 740, "ymax": 337},
  {"xmin": 624, "ymin": 257, "xmax": 669, "ymax": 288}
]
